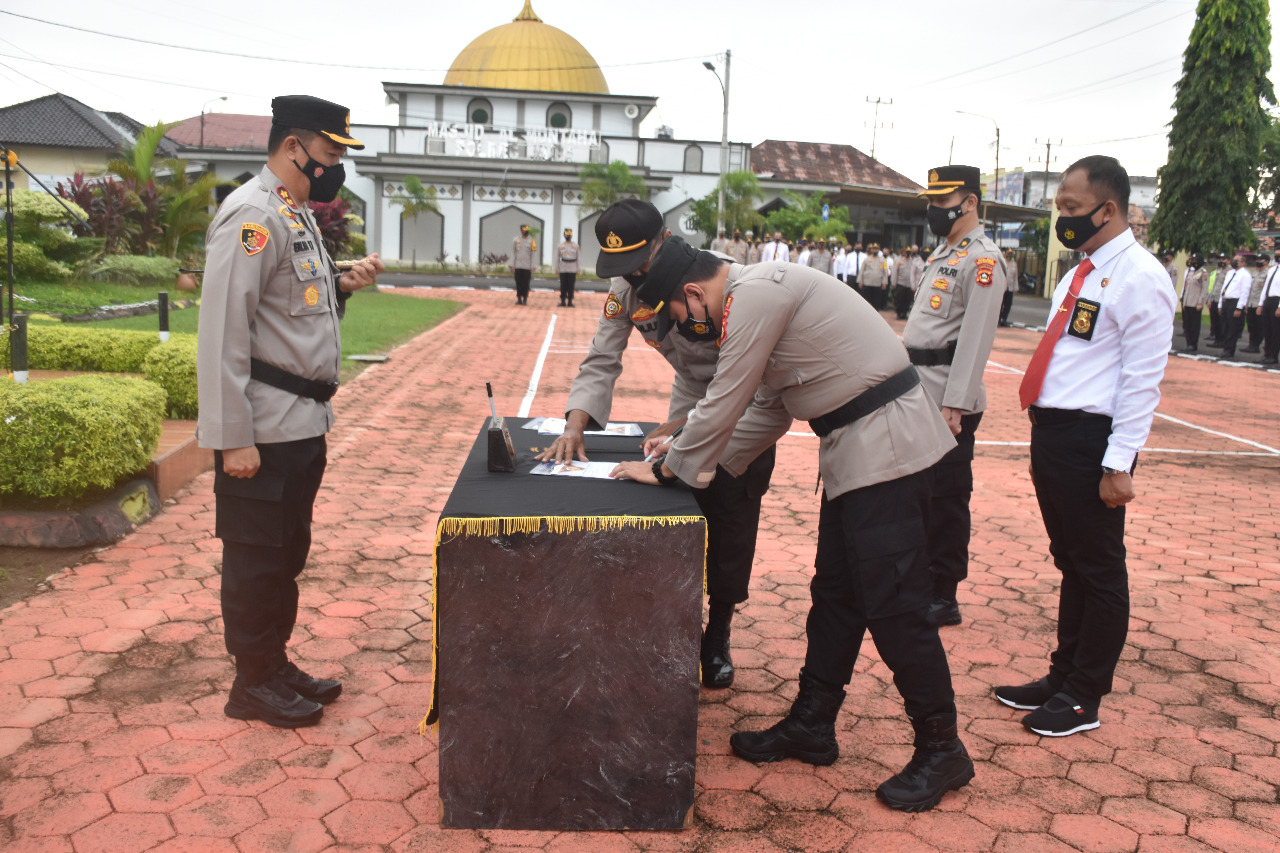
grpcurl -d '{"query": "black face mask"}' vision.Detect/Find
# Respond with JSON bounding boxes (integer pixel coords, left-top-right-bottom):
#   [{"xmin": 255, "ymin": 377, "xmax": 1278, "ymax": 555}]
[
  {"xmin": 1055, "ymin": 202, "xmax": 1107, "ymax": 250},
  {"xmin": 676, "ymin": 293, "xmax": 718, "ymax": 343},
  {"xmin": 292, "ymin": 139, "xmax": 345, "ymax": 204},
  {"xmin": 926, "ymin": 201, "xmax": 965, "ymax": 237},
  {"xmin": 622, "ymin": 269, "xmax": 646, "ymax": 288}
]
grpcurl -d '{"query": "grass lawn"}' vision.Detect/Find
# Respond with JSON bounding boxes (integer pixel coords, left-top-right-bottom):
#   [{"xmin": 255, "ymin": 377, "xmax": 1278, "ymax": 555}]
[{"xmin": 13, "ymin": 281, "xmax": 464, "ymax": 382}]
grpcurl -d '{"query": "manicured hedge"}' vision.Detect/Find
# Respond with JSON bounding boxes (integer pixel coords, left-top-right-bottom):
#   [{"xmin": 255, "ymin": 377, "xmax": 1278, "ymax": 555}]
[
  {"xmin": 142, "ymin": 337, "xmax": 198, "ymax": 419},
  {"xmin": 88, "ymin": 255, "xmax": 181, "ymax": 286},
  {"xmin": 0, "ymin": 326, "xmax": 196, "ymax": 373},
  {"xmin": 0, "ymin": 375, "xmax": 165, "ymax": 499}
]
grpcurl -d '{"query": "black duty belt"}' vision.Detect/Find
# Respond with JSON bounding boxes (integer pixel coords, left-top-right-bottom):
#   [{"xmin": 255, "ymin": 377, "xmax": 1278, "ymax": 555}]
[
  {"xmin": 808, "ymin": 365, "xmax": 921, "ymax": 438},
  {"xmin": 250, "ymin": 357, "xmax": 339, "ymax": 402},
  {"xmin": 906, "ymin": 340, "xmax": 958, "ymax": 367},
  {"xmin": 1027, "ymin": 406, "xmax": 1112, "ymax": 427}
]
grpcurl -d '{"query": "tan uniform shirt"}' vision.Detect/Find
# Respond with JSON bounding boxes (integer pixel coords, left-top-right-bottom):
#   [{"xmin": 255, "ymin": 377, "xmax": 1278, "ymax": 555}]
[
  {"xmin": 748, "ymin": 244, "xmax": 764, "ymax": 264},
  {"xmin": 807, "ymin": 248, "xmax": 832, "ymax": 274},
  {"xmin": 859, "ymin": 255, "xmax": 888, "ymax": 290},
  {"xmin": 554, "ymin": 240, "xmax": 580, "ymax": 273},
  {"xmin": 1165, "ymin": 262, "xmax": 1179, "ymax": 291},
  {"xmin": 911, "ymin": 254, "xmax": 927, "ymax": 290},
  {"xmin": 197, "ymin": 165, "xmax": 343, "ymax": 450},
  {"xmin": 901, "ymin": 227, "xmax": 1006, "ymax": 414},
  {"xmin": 709, "ymin": 237, "xmax": 729, "ymax": 254},
  {"xmin": 892, "ymin": 255, "xmax": 913, "ymax": 287},
  {"xmin": 724, "ymin": 239, "xmax": 747, "ymax": 264},
  {"xmin": 512, "ymin": 236, "xmax": 536, "ymax": 270},
  {"xmin": 1248, "ymin": 268, "xmax": 1267, "ymax": 307},
  {"xmin": 1181, "ymin": 267, "xmax": 1206, "ymax": 308},
  {"xmin": 664, "ymin": 262, "xmax": 954, "ymax": 498}
]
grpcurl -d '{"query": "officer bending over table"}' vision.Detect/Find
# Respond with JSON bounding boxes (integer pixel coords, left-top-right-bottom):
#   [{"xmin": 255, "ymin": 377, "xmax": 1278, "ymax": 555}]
[
  {"xmin": 539, "ymin": 200, "xmax": 775, "ymax": 689},
  {"xmin": 611, "ymin": 237, "xmax": 974, "ymax": 812}
]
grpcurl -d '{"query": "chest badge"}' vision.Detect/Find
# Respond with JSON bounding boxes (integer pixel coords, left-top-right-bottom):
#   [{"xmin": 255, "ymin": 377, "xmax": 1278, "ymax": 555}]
[
  {"xmin": 631, "ymin": 305, "xmax": 656, "ymax": 323},
  {"xmin": 279, "ymin": 205, "xmax": 300, "ymax": 224},
  {"xmin": 929, "ymin": 293, "xmax": 943, "ymax": 310},
  {"xmin": 1068, "ymin": 298, "xmax": 1101, "ymax": 340},
  {"xmin": 240, "ymin": 223, "xmax": 269, "ymax": 256},
  {"xmin": 303, "ymin": 284, "xmax": 320, "ymax": 307},
  {"xmin": 298, "ymin": 258, "xmax": 320, "ymax": 278},
  {"xmin": 931, "ymin": 278, "xmax": 950, "ymax": 291}
]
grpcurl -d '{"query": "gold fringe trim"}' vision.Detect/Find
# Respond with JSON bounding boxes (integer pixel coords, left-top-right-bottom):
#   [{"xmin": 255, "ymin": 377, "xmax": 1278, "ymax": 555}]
[{"xmin": 419, "ymin": 515, "xmax": 708, "ymax": 737}]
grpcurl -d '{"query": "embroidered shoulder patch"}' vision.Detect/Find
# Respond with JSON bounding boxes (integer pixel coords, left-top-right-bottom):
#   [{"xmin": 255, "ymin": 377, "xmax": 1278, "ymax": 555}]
[
  {"xmin": 603, "ymin": 293, "xmax": 624, "ymax": 319},
  {"xmin": 631, "ymin": 305, "xmax": 655, "ymax": 323},
  {"xmin": 975, "ymin": 257, "xmax": 997, "ymax": 287},
  {"xmin": 718, "ymin": 295, "xmax": 734, "ymax": 346},
  {"xmin": 276, "ymin": 185, "xmax": 298, "ymax": 210},
  {"xmin": 240, "ymin": 223, "xmax": 269, "ymax": 256}
]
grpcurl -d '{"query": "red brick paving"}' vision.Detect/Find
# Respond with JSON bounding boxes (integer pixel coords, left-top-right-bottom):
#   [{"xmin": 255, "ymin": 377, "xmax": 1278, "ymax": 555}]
[{"xmin": 1, "ymin": 286, "xmax": 1278, "ymax": 851}]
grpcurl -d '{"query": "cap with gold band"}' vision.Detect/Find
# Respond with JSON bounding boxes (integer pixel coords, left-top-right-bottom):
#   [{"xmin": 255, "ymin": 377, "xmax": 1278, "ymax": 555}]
[
  {"xmin": 594, "ymin": 199, "xmax": 664, "ymax": 278},
  {"xmin": 271, "ymin": 95, "xmax": 365, "ymax": 150},
  {"xmin": 919, "ymin": 164, "xmax": 981, "ymax": 197}
]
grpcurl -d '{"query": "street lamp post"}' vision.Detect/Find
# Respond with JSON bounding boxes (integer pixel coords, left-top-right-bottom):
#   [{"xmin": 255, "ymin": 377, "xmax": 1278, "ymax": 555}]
[
  {"xmin": 955, "ymin": 110, "xmax": 1000, "ymax": 231},
  {"xmin": 200, "ymin": 96, "xmax": 228, "ymax": 149},
  {"xmin": 703, "ymin": 50, "xmax": 731, "ymax": 236}
]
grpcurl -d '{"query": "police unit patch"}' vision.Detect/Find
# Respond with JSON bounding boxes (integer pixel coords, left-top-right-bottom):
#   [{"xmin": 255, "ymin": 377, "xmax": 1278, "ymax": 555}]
[
  {"xmin": 718, "ymin": 295, "xmax": 733, "ymax": 346},
  {"xmin": 603, "ymin": 294, "xmax": 624, "ymax": 319},
  {"xmin": 975, "ymin": 257, "xmax": 997, "ymax": 287},
  {"xmin": 631, "ymin": 306, "xmax": 656, "ymax": 323},
  {"xmin": 929, "ymin": 293, "xmax": 943, "ymax": 310},
  {"xmin": 276, "ymin": 185, "xmax": 298, "ymax": 210},
  {"xmin": 947, "ymin": 250, "xmax": 969, "ymax": 267},
  {"xmin": 304, "ymin": 284, "xmax": 320, "ymax": 307},
  {"xmin": 240, "ymin": 223, "xmax": 269, "ymax": 256},
  {"xmin": 298, "ymin": 258, "xmax": 320, "ymax": 278},
  {"xmin": 1068, "ymin": 298, "xmax": 1100, "ymax": 340},
  {"xmin": 932, "ymin": 278, "xmax": 950, "ymax": 291}
]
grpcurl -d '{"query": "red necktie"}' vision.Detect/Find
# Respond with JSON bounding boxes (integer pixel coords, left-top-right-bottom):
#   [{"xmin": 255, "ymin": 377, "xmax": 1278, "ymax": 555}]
[{"xmin": 1019, "ymin": 258, "xmax": 1094, "ymax": 410}]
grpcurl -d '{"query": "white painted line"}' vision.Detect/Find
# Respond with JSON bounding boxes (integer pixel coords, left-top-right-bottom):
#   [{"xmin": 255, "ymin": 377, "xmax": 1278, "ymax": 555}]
[
  {"xmin": 974, "ymin": 440, "xmax": 1276, "ymax": 457},
  {"xmin": 986, "ymin": 360, "xmax": 1027, "ymax": 375},
  {"xmin": 1152, "ymin": 413, "xmax": 1280, "ymax": 455},
  {"xmin": 518, "ymin": 314, "xmax": 557, "ymax": 418}
]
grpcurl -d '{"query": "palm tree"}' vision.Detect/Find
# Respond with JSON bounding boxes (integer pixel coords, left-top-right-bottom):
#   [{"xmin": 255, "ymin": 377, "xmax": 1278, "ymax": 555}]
[
  {"xmin": 159, "ymin": 161, "xmax": 223, "ymax": 259},
  {"xmin": 577, "ymin": 160, "xmax": 647, "ymax": 215},
  {"xmin": 716, "ymin": 170, "xmax": 764, "ymax": 233},
  {"xmin": 389, "ymin": 175, "xmax": 440, "ymax": 220}
]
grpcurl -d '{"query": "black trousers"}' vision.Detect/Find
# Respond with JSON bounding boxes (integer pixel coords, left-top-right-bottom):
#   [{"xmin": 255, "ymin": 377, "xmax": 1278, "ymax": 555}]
[
  {"xmin": 1263, "ymin": 296, "xmax": 1280, "ymax": 361},
  {"xmin": 804, "ymin": 470, "xmax": 955, "ymax": 722},
  {"xmin": 558, "ymin": 272, "xmax": 576, "ymax": 304},
  {"xmin": 1207, "ymin": 299, "xmax": 1222, "ymax": 342},
  {"xmin": 513, "ymin": 268, "xmax": 532, "ymax": 302},
  {"xmin": 892, "ymin": 285, "xmax": 913, "ymax": 319},
  {"xmin": 1000, "ymin": 290, "xmax": 1014, "ymax": 324},
  {"xmin": 1181, "ymin": 305, "xmax": 1202, "ymax": 349},
  {"xmin": 692, "ymin": 445, "xmax": 776, "ymax": 605},
  {"xmin": 1246, "ymin": 305, "xmax": 1262, "ymax": 349},
  {"xmin": 1219, "ymin": 298, "xmax": 1244, "ymax": 356},
  {"xmin": 928, "ymin": 412, "xmax": 982, "ymax": 585},
  {"xmin": 1030, "ymin": 413, "xmax": 1127, "ymax": 705},
  {"xmin": 215, "ymin": 436, "xmax": 327, "ymax": 679}
]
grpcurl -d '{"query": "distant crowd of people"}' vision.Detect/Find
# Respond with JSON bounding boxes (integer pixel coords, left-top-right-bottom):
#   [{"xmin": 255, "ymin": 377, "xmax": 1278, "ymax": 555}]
[{"xmin": 1163, "ymin": 249, "xmax": 1280, "ymax": 365}]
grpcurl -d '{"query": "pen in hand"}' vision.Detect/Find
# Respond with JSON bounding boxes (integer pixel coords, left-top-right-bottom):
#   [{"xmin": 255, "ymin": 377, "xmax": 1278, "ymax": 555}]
[{"xmin": 643, "ymin": 425, "xmax": 685, "ymax": 463}]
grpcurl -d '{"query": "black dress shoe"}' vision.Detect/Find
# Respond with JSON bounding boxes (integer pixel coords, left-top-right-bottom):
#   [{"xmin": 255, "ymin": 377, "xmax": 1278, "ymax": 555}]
[
  {"xmin": 225, "ymin": 674, "xmax": 323, "ymax": 728},
  {"xmin": 925, "ymin": 597, "xmax": 961, "ymax": 627},
  {"xmin": 277, "ymin": 659, "xmax": 342, "ymax": 704},
  {"xmin": 1242, "ymin": 346, "xmax": 1260, "ymax": 353},
  {"xmin": 1261, "ymin": 358, "xmax": 1278, "ymax": 366},
  {"xmin": 701, "ymin": 603, "xmax": 735, "ymax": 688}
]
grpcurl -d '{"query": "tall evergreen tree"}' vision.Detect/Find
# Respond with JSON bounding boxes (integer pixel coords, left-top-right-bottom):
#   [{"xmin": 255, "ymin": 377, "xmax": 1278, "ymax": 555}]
[{"xmin": 1149, "ymin": 0, "xmax": 1274, "ymax": 253}]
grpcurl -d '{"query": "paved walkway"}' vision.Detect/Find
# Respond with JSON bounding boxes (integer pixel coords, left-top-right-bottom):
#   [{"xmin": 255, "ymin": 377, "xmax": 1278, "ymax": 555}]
[{"xmin": 1, "ymin": 286, "xmax": 1277, "ymax": 853}]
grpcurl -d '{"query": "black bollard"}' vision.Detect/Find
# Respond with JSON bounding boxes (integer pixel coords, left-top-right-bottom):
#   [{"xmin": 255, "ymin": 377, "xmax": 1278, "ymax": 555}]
[
  {"xmin": 11, "ymin": 312, "xmax": 28, "ymax": 383},
  {"xmin": 158, "ymin": 291, "xmax": 170, "ymax": 342}
]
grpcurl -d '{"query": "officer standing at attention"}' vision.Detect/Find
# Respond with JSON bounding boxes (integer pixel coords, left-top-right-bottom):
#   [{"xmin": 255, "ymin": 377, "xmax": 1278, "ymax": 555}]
[
  {"xmin": 1217, "ymin": 255, "xmax": 1252, "ymax": 360},
  {"xmin": 1205, "ymin": 255, "xmax": 1227, "ymax": 345},
  {"xmin": 807, "ymin": 239, "xmax": 831, "ymax": 275},
  {"xmin": 554, "ymin": 227, "xmax": 580, "ymax": 307},
  {"xmin": 1006, "ymin": 155, "xmax": 1174, "ymax": 736},
  {"xmin": 903, "ymin": 165, "xmax": 1006, "ymax": 628},
  {"xmin": 1243, "ymin": 255, "xmax": 1268, "ymax": 354},
  {"xmin": 197, "ymin": 95, "xmax": 384, "ymax": 728},
  {"xmin": 538, "ymin": 201, "xmax": 776, "ymax": 689},
  {"xmin": 1179, "ymin": 253, "xmax": 1207, "ymax": 352},
  {"xmin": 860, "ymin": 243, "xmax": 888, "ymax": 310},
  {"xmin": 761, "ymin": 231, "xmax": 789, "ymax": 264},
  {"xmin": 999, "ymin": 248, "xmax": 1019, "ymax": 326},
  {"xmin": 511, "ymin": 225, "xmax": 536, "ymax": 305},
  {"xmin": 727, "ymin": 229, "xmax": 749, "ymax": 264},
  {"xmin": 891, "ymin": 246, "xmax": 914, "ymax": 319},
  {"xmin": 612, "ymin": 239, "xmax": 972, "ymax": 813},
  {"xmin": 1259, "ymin": 252, "xmax": 1280, "ymax": 366},
  {"xmin": 710, "ymin": 228, "xmax": 729, "ymax": 253}
]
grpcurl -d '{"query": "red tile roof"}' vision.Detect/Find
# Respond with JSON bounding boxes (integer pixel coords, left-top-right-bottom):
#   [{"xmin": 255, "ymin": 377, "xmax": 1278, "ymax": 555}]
[
  {"xmin": 167, "ymin": 113, "xmax": 271, "ymax": 151},
  {"xmin": 751, "ymin": 140, "xmax": 921, "ymax": 192}
]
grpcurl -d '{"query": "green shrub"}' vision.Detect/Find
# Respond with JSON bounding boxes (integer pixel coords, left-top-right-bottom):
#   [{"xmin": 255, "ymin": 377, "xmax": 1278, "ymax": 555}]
[
  {"xmin": 11, "ymin": 241, "xmax": 72, "ymax": 281},
  {"xmin": 48, "ymin": 235, "xmax": 106, "ymax": 266},
  {"xmin": 88, "ymin": 255, "xmax": 181, "ymax": 286},
  {"xmin": 0, "ymin": 375, "xmax": 165, "ymax": 499},
  {"xmin": 142, "ymin": 337, "xmax": 198, "ymax": 418},
  {"xmin": 0, "ymin": 326, "xmax": 175, "ymax": 372}
]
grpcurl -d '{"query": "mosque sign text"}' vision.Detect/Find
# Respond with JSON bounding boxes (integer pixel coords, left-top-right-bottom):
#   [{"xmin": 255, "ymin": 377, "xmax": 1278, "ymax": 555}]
[{"xmin": 422, "ymin": 121, "xmax": 600, "ymax": 162}]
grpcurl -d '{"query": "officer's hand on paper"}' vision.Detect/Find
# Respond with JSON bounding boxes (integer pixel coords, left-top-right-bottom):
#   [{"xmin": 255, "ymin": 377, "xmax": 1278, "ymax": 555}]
[
  {"xmin": 537, "ymin": 410, "xmax": 591, "ymax": 464},
  {"xmin": 338, "ymin": 253, "xmax": 385, "ymax": 293},
  {"xmin": 223, "ymin": 446, "xmax": 261, "ymax": 478},
  {"xmin": 609, "ymin": 461, "xmax": 658, "ymax": 484}
]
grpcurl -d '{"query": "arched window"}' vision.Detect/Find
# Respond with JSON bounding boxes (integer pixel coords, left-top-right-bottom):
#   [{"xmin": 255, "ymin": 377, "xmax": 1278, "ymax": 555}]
[
  {"xmin": 546, "ymin": 102, "xmax": 572, "ymax": 129},
  {"xmin": 683, "ymin": 145, "xmax": 703, "ymax": 173},
  {"xmin": 467, "ymin": 98, "xmax": 493, "ymax": 126}
]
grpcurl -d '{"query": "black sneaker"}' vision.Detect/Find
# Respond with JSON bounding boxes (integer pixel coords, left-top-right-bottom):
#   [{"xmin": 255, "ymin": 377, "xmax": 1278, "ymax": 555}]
[
  {"xmin": 1022, "ymin": 692, "xmax": 1099, "ymax": 737},
  {"xmin": 994, "ymin": 676, "xmax": 1056, "ymax": 710},
  {"xmin": 278, "ymin": 659, "xmax": 343, "ymax": 705},
  {"xmin": 225, "ymin": 673, "xmax": 323, "ymax": 728}
]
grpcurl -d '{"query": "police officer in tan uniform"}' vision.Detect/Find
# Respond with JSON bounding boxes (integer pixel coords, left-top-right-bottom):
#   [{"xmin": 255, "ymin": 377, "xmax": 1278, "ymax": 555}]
[
  {"xmin": 709, "ymin": 229, "xmax": 729, "ymax": 253},
  {"xmin": 903, "ymin": 165, "xmax": 1006, "ymax": 628},
  {"xmin": 891, "ymin": 246, "xmax": 915, "ymax": 319},
  {"xmin": 807, "ymin": 240, "xmax": 832, "ymax": 275},
  {"xmin": 197, "ymin": 95, "xmax": 384, "ymax": 728},
  {"xmin": 538, "ymin": 200, "xmax": 776, "ymax": 690},
  {"xmin": 612, "ymin": 238, "xmax": 972, "ymax": 813},
  {"xmin": 1180, "ymin": 253, "xmax": 1207, "ymax": 352},
  {"xmin": 999, "ymin": 248, "xmax": 1019, "ymax": 326},
  {"xmin": 727, "ymin": 229, "xmax": 749, "ymax": 264},
  {"xmin": 860, "ymin": 243, "xmax": 888, "ymax": 310},
  {"xmin": 554, "ymin": 228, "xmax": 580, "ymax": 307},
  {"xmin": 511, "ymin": 226, "xmax": 537, "ymax": 305}
]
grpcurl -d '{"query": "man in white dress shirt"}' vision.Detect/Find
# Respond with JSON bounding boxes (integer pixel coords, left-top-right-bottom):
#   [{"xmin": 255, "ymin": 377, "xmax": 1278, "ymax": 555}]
[
  {"xmin": 1216, "ymin": 256, "xmax": 1253, "ymax": 360},
  {"xmin": 1001, "ymin": 155, "xmax": 1175, "ymax": 737},
  {"xmin": 760, "ymin": 232, "xmax": 789, "ymax": 264},
  {"xmin": 1260, "ymin": 252, "xmax": 1280, "ymax": 366}
]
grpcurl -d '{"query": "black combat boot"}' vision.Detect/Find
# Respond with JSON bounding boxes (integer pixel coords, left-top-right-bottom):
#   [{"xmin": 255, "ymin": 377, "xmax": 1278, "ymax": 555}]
[
  {"xmin": 701, "ymin": 599, "xmax": 735, "ymax": 689},
  {"xmin": 225, "ymin": 656, "xmax": 323, "ymax": 728},
  {"xmin": 925, "ymin": 574, "xmax": 962, "ymax": 628},
  {"xmin": 876, "ymin": 714, "xmax": 975, "ymax": 812},
  {"xmin": 730, "ymin": 670, "xmax": 845, "ymax": 766},
  {"xmin": 271, "ymin": 651, "xmax": 343, "ymax": 705}
]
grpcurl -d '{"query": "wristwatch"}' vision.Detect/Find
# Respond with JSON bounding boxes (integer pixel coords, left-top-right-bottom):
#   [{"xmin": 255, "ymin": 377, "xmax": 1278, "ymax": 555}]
[
  {"xmin": 1101, "ymin": 466, "xmax": 1126, "ymax": 476},
  {"xmin": 652, "ymin": 460, "xmax": 677, "ymax": 486}
]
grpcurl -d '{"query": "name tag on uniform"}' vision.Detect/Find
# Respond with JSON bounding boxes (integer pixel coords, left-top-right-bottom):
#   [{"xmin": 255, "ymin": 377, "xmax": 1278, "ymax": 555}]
[{"xmin": 1068, "ymin": 298, "xmax": 1101, "ymax": 340}]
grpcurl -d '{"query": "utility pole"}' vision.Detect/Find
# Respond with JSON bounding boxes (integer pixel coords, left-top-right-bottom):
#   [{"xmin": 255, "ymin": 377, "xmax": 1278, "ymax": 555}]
[
  {"xmin": 1033, "ymin": 138, "xmax": 1062, "ymax": 208},
  {"xmin": 865, "ymin": 96, "xmax": 893, "ymax": 160},
  {"xmin": 704, "ymin": 50, "xmax": 731, "ymax": 234}
]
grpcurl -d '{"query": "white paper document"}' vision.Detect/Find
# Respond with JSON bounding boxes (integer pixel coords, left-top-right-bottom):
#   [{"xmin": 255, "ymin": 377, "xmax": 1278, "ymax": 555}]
[
  {"xmin": 529, "ymin": 460, "xmax": 621, "ymax": 479},
  {"xmin": 523, "ymin": 417, "xmax": 643, "ymax": 438}
]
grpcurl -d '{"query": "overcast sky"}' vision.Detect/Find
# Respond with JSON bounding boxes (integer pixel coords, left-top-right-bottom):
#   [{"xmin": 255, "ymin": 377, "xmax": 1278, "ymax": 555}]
[{"xmin": 1, "ymin": 0, "xmax": 1276, "ymax": 186}]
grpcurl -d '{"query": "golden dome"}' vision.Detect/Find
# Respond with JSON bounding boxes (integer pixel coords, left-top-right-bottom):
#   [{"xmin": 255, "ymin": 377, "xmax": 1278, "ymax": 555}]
[{"xmin": 444, "ymin": 1, "xmax": 609, "ymax": 94}]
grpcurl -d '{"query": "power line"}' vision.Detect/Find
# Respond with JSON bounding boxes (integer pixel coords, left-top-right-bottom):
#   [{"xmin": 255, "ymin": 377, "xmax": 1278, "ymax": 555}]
[
  {"xmin": 0, "ymin": 51, "xmax": 258, "ymax": 98},
  {"xmin": 0, "ymin": 11, "xmax": 710, "ymax": 74}
]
